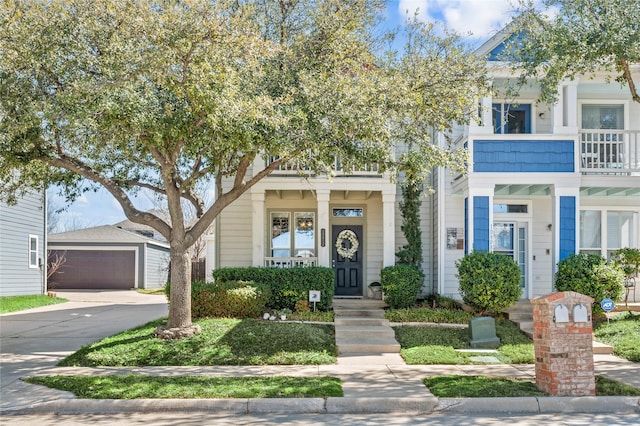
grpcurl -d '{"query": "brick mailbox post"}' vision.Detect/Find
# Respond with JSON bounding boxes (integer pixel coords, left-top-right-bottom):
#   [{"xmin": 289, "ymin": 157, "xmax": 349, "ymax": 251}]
[{"xmin": 531, "ymin": 291, "xmax": 595, "ymax": 396}]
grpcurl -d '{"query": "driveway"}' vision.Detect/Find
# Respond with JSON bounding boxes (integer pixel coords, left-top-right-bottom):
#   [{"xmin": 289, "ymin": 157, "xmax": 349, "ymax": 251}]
[{"xmin": 0, "ymin": 290, "xmax": 168, "ymax": 411}]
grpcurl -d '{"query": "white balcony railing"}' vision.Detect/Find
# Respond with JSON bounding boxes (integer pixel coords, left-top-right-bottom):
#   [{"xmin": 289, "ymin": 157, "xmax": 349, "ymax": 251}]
[
  {"xmin": 266, "ymin": 156, "xmax": 380, "ymax": 176},
  {"xmin": 264, "ymin": 257, "xmax": 318, "ymax": 268},
  {"xmin": 579, "ymin": 130, "xmax": 640, "ymax": 174}
]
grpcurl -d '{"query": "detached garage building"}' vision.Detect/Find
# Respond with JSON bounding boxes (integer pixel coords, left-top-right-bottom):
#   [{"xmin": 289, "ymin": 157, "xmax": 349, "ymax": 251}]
[{"xmin": 48, "ymin": 225, "xmax": 170, "ymax": 290}]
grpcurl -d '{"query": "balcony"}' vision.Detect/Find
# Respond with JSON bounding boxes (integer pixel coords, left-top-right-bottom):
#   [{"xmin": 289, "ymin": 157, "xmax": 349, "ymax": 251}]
[
  {"xmin": 266, "ymin": 156, "xmax": 381, "ymax": 177},
  {"xmin": 461, "ymin": 130, "xmax": 640, "ymax": 176},
  {"xmin": 579, "ymin": 130, "xmax": 640, "ymax": 174}
]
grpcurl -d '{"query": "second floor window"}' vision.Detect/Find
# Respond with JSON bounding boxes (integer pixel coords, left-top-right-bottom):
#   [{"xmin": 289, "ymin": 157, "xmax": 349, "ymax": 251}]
[
  {"xmin": 493, "ymin": 103, "xmax": 531, "ymax": 134},
  {"xmin": 582, "ymin": 104, "xmax": 624, "ymax": 130}
]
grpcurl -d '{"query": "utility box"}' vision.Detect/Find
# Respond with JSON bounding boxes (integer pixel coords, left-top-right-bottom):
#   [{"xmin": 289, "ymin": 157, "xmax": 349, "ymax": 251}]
[
  {"xmin": 532, "ymin": 291, "xmax": 595, "ymax": 396},
  {"xmin": 469, "ymin": 317, "xmax": 500, "ymax": 349}
]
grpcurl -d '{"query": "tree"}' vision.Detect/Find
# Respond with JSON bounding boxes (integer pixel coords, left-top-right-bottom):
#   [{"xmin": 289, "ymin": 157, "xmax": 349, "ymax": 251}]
[
  {"xmin": 0, "ymin": 0, "xmax": 487, "ymax": 337},
  {"xmin": 510, "ymin": 0, "xmax": 640, "ymax": 104}
]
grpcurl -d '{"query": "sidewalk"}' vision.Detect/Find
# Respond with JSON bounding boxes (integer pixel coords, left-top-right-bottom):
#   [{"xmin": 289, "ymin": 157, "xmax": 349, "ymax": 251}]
[{"xmin": 1, "ymin": 292, "xmax": 639, "ymax": 416}]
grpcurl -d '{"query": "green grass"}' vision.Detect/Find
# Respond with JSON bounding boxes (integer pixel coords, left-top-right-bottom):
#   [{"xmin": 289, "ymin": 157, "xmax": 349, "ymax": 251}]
[
  {"xmin": 60, "ymin": 318, "xmax": 337, "ymax": 367},
  {"xmin": 0, "ymin": 294, "xmax": 67, "ymax": 314},
  {"xmin": 385, "ymin": 307, "xmax": 473, "ymax": 324},
  {"xmin": 594, "ymin": 311, "xmax": 640, "ymax": 362},
  {"xmin": 395, "ymin": 317, "xmax": 534, "ymax": 364},
  {"xmin": 424, "ymin": 375, "xmax": 640, "ymax": 397},
  {"xmin": 288, "ymin": 310, "xmax": 334, "ymax": 322},
  {"xmin": 26, "ymin": 375, "xmax": 343, "ymax": 398}
]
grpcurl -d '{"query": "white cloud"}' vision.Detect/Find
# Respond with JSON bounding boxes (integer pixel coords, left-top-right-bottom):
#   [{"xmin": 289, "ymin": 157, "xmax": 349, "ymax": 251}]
[{"xmin": 397, "ymin": 0, "xmax": 522, "ymax": 40}]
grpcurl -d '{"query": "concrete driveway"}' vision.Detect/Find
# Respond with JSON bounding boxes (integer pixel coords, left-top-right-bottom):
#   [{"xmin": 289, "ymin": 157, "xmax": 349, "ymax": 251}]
[{"xmin": 0, "ymin": 290, "xmax": 168, "ymax": 411}]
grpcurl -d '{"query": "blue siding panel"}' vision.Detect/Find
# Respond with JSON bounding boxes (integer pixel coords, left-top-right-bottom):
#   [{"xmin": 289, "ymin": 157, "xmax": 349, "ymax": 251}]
[
  {"xmin": 474, "ymin": 139, "xmax": 574, "ymax": 173},
  {"xmin": 464, "ymin": 198, "xmax": 469, "ymax": 255},
  {"xmin": 559, "ymin": 196, "xmax": 576, "ymax": 260},
  {"xmin": 473, "ymin": 196, "xmax": 490, "ymax": 252}
]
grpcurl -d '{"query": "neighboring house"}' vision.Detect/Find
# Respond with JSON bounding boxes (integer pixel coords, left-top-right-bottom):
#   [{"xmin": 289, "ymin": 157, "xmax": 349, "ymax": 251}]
[
  {"xmin": 0, "ymin": 192, "xmax": 47, "ymax": 296},
  {"xmin": 48, "ymin": 225, "xmax": 170, "ymax": 290},
  {"xmin": 207, "ymin": 31, "xmax": 640, "ymax": 301}
]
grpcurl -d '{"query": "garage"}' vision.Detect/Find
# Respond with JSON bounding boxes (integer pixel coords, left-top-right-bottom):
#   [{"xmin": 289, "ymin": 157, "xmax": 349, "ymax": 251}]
[
  {"xmin": 49, "ymin": 249, "xmax": 136, "ymax": 289},
  {"xmin": 48, "ymin": 225, "xmax": 170, "ymax": 290}
]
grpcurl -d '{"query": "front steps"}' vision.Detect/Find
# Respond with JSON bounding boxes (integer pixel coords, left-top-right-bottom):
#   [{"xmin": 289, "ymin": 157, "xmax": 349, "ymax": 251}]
[
  {"xmin": 333, "ymin": 299, "xmax": 401, "ymax": 354},
  {"xmin": 504, "ymin": 299, "xmax": 613, "ymax": 355}
]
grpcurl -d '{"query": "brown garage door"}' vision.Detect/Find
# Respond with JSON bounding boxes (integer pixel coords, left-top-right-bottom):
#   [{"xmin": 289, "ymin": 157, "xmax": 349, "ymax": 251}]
[{"xmin": 49, "ymin": 250, "xmax": 135, "ymax": 289}]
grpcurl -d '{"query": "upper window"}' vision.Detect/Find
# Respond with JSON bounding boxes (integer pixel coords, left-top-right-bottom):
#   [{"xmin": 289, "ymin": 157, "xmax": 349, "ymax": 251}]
[
  {"xmin": 28, "ymin": 235, "xmax": 39, "ymax": 268},
  {"xmin": 582, "ymin": 104, "xmax": 624, "ymax": 129},
  {"xmin": 493, "ymin": 103, "xmax": 531, "ymax": 134}
]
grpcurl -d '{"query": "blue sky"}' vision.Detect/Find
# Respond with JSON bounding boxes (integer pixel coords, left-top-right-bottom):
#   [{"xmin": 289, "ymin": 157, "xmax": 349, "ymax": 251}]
[{"xmin": 48, "ymin": 0, "xmax": 525, "ymax": 232}]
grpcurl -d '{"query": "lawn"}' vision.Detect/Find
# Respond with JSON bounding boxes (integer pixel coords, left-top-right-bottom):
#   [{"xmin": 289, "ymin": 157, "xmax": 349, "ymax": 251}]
[
  {"xmin": 424, "ymin": 375, "xmax": 640, "ymax": 397},
  {"xmin": 395, "ymin": 317, "xmax": 534, "ymax": 364},
  {"xmin": 594, "ymin": 311, "xmax": 640, "ymax": 362},
  {"xmin": 0, "ymin": 294, "xmax": 67, "ymax": 314},
  {"xmin": 60, "ymin": 317, "xmax": 337, "ymax": 366},
  {"xmin": 26, "ymin": 375, "xmax": 342, "ymax": 399}
]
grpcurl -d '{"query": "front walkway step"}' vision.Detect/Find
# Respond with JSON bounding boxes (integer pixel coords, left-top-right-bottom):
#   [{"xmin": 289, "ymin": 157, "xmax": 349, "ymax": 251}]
[{"xmin": 333, "ymin": 300, "xmax": 401, "ymax": 355}]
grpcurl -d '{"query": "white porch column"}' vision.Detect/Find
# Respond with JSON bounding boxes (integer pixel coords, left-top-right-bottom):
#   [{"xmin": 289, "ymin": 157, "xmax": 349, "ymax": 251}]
[
  {"xmin": 553, "ymin": 80, "xmax": 579, "ymax": 135},
  {"xmin": 382, "ymin": 190, "xmax": 396, "ymax": 267},
  {"xmin": 204, "ymin": 234, "xmax": 216, "ymax": 277},
  {"xmin": 316, "ymin": 190, "xmax": 331, "ymax": 267},
  {"xmin": 251, "ymin": 191, "xmax": 265, "ymax": 267},
  {"xmin": 470, "ymin": 94, "xmax": 494, "ymax": 135}
]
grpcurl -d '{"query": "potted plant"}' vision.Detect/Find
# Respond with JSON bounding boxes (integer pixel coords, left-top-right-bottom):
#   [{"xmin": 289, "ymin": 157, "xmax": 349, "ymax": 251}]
[
  {"xmin": 279, "ymin": 308, "xmax": 292, "ymax": 321},
  {"xmin": 368, "ymin": 281, "xmax": 382, "ymax": 300}
]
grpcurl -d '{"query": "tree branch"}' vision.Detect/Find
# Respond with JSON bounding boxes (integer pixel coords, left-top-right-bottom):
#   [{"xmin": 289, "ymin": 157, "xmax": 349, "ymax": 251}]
[{"xmin": 618, "ymin": 58, "xmax": 640, "ymax": 104}]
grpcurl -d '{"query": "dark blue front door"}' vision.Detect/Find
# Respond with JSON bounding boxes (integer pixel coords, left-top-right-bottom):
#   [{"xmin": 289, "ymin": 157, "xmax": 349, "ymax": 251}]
[{"xmin": 332, "ymin": 225, "xmax": 363, "ymax": 296}]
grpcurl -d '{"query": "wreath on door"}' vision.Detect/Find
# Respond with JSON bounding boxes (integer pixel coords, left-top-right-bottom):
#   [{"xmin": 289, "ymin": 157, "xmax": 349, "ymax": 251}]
[{"xmin": 335, "ymin": 229, "xmax": 359, "ymax": 259}]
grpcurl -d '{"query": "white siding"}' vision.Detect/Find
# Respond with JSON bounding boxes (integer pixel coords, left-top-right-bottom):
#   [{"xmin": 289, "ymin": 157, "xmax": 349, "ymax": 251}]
[{"xmin": 0, "ymin": 192, "xmax": 46, "ymax": 296}]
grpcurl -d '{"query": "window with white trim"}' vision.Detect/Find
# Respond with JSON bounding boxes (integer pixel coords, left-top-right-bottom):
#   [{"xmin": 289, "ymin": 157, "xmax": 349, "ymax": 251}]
[
  {"xmin": 270, "ymin": 211, "xmax": 315, "ymax": 257},
  {"xmin": 28, "ymin": 235, "xmax": 39, "ymax": 268},
  {"xmin": 580, "ymin": 210, "xmax": 637, "ymax": 258}
]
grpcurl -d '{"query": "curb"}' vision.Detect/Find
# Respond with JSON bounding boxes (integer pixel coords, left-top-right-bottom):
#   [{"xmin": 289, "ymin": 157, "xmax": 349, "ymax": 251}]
[{"xmin": 2, "ymin": 396, "xmax": 639, "ymax": 415}]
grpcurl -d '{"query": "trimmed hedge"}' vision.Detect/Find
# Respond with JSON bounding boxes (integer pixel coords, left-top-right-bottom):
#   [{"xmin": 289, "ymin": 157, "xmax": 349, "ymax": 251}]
[
  {"xmin": 456, "ymin": 251, "xmax": 522, "ymax": 314},
  {"xmin": 165, "ymin": 280, "xmax": 270, "ymax": 319},
  {"xmin": 555, "ymin": 253, "xmax": 625, "ymax": 315},
  {"xmin": 380, "ymin": 264, "xmax": 422, "ymax": 309},
  {"xmin": 212, "ymin": 267, "xmax": 334, "ymax": 311}
]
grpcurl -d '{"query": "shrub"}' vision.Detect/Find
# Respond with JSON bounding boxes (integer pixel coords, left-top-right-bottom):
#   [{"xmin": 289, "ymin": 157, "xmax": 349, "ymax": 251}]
[
  {"xmin": 380, "ymin": 264, "xmax": 422, "ymax": 309},
  {"xmin": 212, "ymin": 267, "xmax": 334, "ymax": 311},
  {"xmin": 612, "ymin": 248, "xmax": 640, "ymax": 279},
  {"xmin": 555, "ymin": 253, "xmax": 625, "ymax": 315},
  {"xmin": 456, "ymin": 251, "xmax": 521, "ymax": 315},
  {"xmin": 165, "ymin": 280, "xmax": 271, "ymax": 319}
]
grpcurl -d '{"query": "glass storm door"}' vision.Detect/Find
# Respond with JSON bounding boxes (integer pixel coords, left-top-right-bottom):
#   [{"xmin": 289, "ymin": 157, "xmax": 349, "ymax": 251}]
[{"xmin": 492, "ymin": 222, "xmax": 527, "ymax": 297}]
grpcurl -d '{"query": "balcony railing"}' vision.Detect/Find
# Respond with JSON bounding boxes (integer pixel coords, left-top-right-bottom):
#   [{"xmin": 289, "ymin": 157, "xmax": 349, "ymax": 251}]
[
  {"xmin": 266, "ymin": 156, "xmax": 380, "ymax": 176},
  {"xmin": 264, "ymin": 257, "xmax": 318, "ymax": 268},
  {"xmin": 579, "ymin": 130, "xmax": 640, "ymax": 174}
]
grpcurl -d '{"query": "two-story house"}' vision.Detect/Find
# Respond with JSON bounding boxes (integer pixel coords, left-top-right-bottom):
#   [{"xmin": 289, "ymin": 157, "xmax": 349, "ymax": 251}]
[
  {"xmin": 207, "ymin": 31, "xmax": 640, "ymax": 302},
  {"xmin": 0, "ymin": 192, "xmax": 47, "ymax": 296},
  {"xmin": 434, "ymin": 32, "xmax": 640, "ymax": 301}
]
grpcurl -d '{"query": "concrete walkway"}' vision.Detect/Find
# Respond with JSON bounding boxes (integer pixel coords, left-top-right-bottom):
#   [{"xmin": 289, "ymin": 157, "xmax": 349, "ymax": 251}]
[{"xmin": 1, "ymin": 293, "xmax": 639, "ymax": 415}]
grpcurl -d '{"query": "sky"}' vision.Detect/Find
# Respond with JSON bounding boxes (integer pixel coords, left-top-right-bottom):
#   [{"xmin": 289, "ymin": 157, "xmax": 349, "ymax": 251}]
[{"xmin": 48, "ymin": 0, "xmax": 528, "ymax": 232}]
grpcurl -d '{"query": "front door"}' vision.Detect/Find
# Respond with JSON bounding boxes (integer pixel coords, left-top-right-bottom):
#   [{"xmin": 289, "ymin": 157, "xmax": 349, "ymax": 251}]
[
  {"xmin": 332, "ymin": 225, "xmax": 363, "ymax": 296},
  {"xmin": 492, "ymin": 222, "xmax": 528, "ymax": 298}
]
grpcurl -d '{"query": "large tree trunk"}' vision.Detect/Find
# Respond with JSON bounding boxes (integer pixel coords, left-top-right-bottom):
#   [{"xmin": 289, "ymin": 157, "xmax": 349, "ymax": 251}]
[{"xmin": 154, "ymin": 245, "xmax": 201, "ymax": 339}]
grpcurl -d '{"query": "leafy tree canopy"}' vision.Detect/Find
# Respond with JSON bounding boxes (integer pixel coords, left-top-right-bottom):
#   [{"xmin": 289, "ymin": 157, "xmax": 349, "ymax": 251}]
[
  {"xmin": 0, "ymin": 0, "xmax": 487, "ymax": 333},
  {"xmin": 509, "ymin": 0, "xmax": 640, "ymax": 103}
]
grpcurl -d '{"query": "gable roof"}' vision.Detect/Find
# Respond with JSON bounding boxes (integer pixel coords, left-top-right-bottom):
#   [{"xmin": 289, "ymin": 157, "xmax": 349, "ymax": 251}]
[{"xmin": 48, "ymin": 225, "xmax": 169, "ymax": 248}]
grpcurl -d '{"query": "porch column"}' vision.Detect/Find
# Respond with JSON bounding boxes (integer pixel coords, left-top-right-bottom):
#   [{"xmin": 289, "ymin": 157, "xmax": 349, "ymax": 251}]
[
  {"xmin": 251, "ymin": 191, "xmax": 265, "ymax": 267},
  {"xmin": 551, "ymin": 186, "xmax": 580, "ymax": 270},
  {"xmin": 316, "ymin": 190, "xmax": 331, "ymax": 267},
  {"xmin": 382, "ymin": 190, "xmax": 396, "ymax": 267},
  {"xmin": 553, "ymin": 80, "xmax": 579, "ymax": 135},
  {"xmin": 204, "ymin": 234, "xmax": 216, "ymax": 276},
  {"xmin": 466, "ymin": 186, "xmax": 494, "ymax": 253},
  {"xmin": 470, "ymin": 93, "xmax": 494, "ymax": 135}
]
